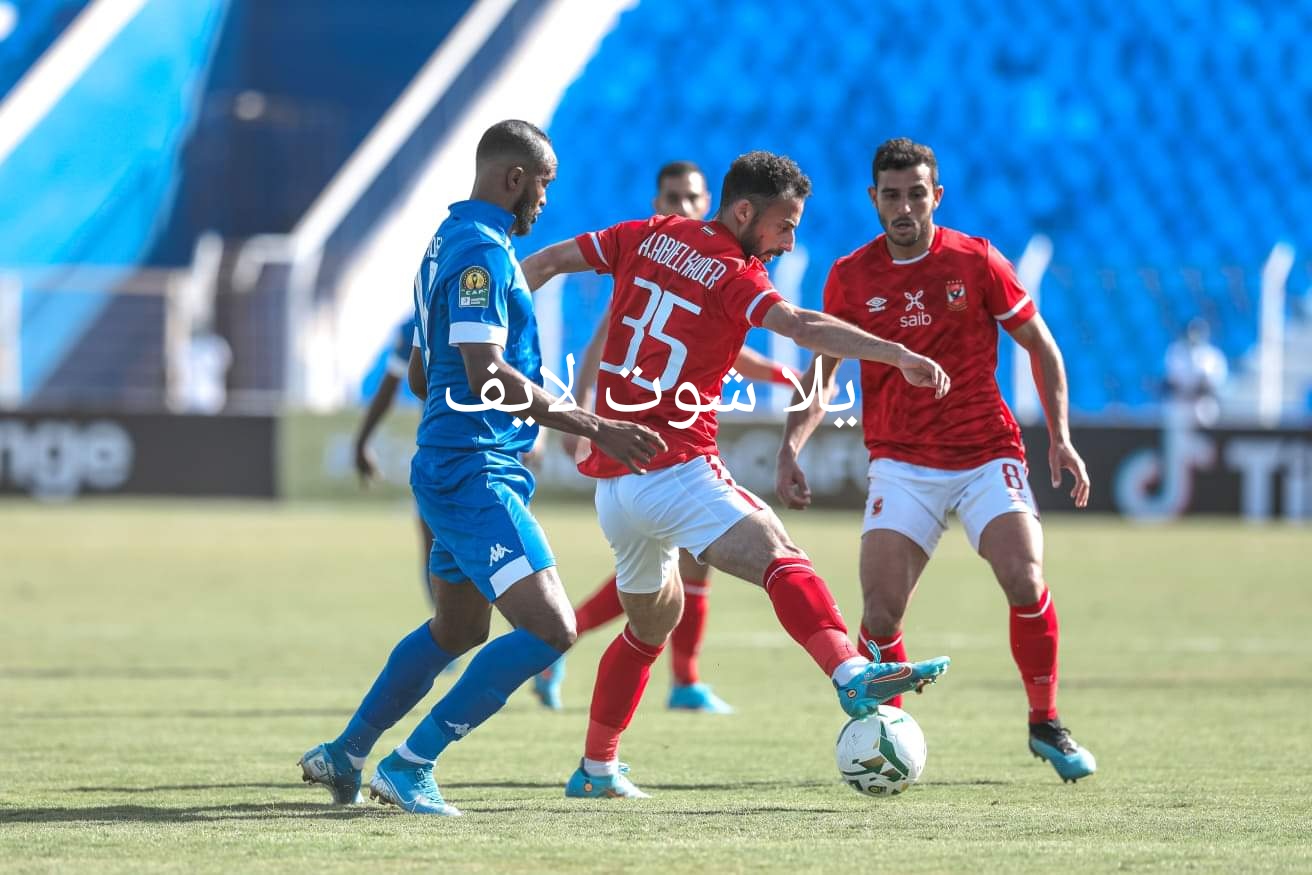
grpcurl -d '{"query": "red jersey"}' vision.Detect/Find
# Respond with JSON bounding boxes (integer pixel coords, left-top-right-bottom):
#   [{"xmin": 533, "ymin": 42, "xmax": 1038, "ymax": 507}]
[
  {"xmin": 575, "ymin": 215, "xmax": 783, "ymax": 478},
  {"xmin": 823, "ymin": 226, "xmax": 1037, "ymax": 470}
]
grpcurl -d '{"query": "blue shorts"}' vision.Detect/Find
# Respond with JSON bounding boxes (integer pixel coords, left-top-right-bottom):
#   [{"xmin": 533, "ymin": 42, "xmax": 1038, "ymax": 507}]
[{"xmin": 411, "ymin": 449, "xmax": 556, "ymax": 602}]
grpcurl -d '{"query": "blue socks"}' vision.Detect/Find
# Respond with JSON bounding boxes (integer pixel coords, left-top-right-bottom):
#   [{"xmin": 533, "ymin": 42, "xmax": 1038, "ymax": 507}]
[
  {"xmin": 335, "ymin": 622, "xmax": 456, "ymax": 760},
  {"xmin": 402, "ymin": 628, "xmax": 562, "ymax": 762}
]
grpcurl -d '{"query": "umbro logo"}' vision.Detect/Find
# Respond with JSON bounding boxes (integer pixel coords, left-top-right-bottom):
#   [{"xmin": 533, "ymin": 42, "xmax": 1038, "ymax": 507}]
[
  {"xmin": 866, "ymin": 296, "xmax": 887, "ymax": 312},
  {"xmin": 489, "ymin": 543, "xmax": 512, "ymax": 565},
  {"xmin": 445, "ymin": 720, "xmax": 471, "ymax": 737}
]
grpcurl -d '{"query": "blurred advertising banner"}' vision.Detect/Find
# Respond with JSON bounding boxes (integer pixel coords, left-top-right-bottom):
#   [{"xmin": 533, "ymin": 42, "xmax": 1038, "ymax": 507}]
[
  {"xmin": 279, "ymin": 410, "xmax": 419, "ymax": 501},
  {"xmin": 0, "ymin": 412, "xmax": 275, "ymax": 499},
  {"xmin": 533, "ymin": 420, "xmax": 1311, "ymax": 522},
  {"xmin": 12, "ymin": 412, "xmax": 1303, "ymax": 520},
  {"xmin": 1024, "ymin": 423, "xmax": 1311, "ymax": 522}
]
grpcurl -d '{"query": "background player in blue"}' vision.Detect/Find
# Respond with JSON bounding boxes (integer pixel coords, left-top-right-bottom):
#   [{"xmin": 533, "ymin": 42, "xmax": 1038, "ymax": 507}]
[
  {"xmin": 298, "ymin": 120, "xmax": 666, "ymax": 816},
  {"xmin": 353, "ymin": 316, "xmax": 435, "ymax": 596}
]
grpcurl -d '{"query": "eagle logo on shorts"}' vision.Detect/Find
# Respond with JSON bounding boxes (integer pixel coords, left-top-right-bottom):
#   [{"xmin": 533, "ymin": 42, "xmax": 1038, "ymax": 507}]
[
  {"xmin": 458, "ymin": 266, "xmax": 491, "ymax": 308},
  {"xmin": 870, "ymin": 497, "xmax": 884, "ymax": 516},
  {"xmin": 945, "ymin": 280, "xmax": 967, "ymax": 312}
]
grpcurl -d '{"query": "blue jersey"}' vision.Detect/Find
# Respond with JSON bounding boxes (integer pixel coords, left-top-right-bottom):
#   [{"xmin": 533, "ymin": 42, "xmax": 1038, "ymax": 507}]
[
  {"xmin": 385, "ymin": 316, "xmax": 416, "ymax": 378},
  {"xmin": 412, "ymin": 199, "xmax": 542, "ymax": 455}
]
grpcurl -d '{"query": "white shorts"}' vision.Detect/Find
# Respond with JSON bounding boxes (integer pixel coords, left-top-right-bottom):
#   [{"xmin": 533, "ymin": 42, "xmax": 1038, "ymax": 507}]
[
  {"xmin": 594, "ymin": 455, "xmax": 766, "ymax": 594},
  {"xmin": 863, "ymin": 457, "xmax": 1039, "ymax": 555}
]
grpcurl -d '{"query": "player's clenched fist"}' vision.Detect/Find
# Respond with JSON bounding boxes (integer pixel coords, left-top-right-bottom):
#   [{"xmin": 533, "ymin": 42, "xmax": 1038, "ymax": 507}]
[
  {"xmin": 592, "ymin": 421, "xmax": 667, "ymax": 475},
  {"xmin": 775, "ymin": 452, "xmax": 813, "ymax": 511},
  {"xmin": 896, "ymin": 349, "xmax": 951, "ymax": 399}
]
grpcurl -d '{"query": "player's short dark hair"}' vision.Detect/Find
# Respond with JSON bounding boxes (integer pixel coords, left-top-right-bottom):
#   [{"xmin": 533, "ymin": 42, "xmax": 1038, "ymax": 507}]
[
  {"xmin": 872, "ymin": 138, "xmax": 938, "ymax": 186},
  {"xmin": 719, "ymin": 151, "xmax": 812, "ymax": 210},
  {"xmin": 655, "ymin": 160, "xmax": 704, "ymax": 189},
  {"xmin": 476, "ymin": 119, "xmax": 553, "ymax": 170}
]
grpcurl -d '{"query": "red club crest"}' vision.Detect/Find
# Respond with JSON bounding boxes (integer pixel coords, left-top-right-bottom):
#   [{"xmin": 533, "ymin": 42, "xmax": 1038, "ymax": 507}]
[{"xmin": 945, "ymin": 280, "xmax": 967, "ymax": 312}]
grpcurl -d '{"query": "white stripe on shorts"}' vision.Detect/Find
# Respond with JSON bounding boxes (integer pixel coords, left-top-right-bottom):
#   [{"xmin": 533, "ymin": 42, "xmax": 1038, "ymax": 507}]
[{"xmin": 488, "ymin": 555, "xmax": 533, "ymax": 596}]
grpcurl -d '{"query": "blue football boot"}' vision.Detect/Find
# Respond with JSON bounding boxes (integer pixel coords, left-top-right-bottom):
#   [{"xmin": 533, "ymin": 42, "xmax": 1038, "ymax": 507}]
[
  {"xmin": 668, "ymin": 682, "xmax": 734, "ymax": 714},
  {"xmin": 298, "ymin": 741, "xmax": 362, "ymax": 805},
  {"xmin": 367, "ymin": 751, "xmax": 462, "ymax": 816},
  {"xmin": 1029, "ymin": 719, "xmax": 1097, "ymax": 783},
  {"xmin": 835, "ymin": 656, "xmax": 950, "ymax": 718},
  {"xmin": 565, "ymin": 761, "xmax": 649, "ymax": 799},
  {"xmin": 533, "ymin": 655, "xmax": 566, "ymax": 710}
]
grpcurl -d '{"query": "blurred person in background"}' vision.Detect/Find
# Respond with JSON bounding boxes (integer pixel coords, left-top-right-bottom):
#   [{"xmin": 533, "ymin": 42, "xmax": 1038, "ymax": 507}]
[
  {"xmin": 179, "ymin": 328, "xmax": 231, "ymax": 413},
  {"xmin": 777, "ymin": 138, "xmax": 1096, "ymax": 783},
  {"xmin": 536, "ymin": 160, "xmax": 799, "ymax": 715},
  {"xmin": 354, "ymin": 315, "xmax": 436, "ymax": 596},
  {"xmin": 1164, "ymin": 317, "xmax": 1228, "ymax": 427}
]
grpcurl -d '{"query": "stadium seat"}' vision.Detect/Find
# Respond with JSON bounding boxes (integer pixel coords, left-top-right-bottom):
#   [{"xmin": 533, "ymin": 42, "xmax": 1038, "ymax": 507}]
[{"xmin": 527, "ymin": 0, "xmax": 1312, "ymax": 416}]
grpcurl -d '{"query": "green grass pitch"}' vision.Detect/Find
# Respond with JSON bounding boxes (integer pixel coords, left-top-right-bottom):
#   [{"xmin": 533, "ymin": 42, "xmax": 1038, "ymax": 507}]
[{"xmin": 2, "ymin": 500, "xmax": 1310, "ymax": 873}]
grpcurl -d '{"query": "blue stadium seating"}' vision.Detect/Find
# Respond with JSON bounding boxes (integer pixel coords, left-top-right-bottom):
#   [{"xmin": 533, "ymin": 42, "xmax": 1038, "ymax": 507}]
[
  {"xmin": 4, "ymin": 0, "xmax": 473, "ymax": 405},
  {"xmin": 0, "ymin": 0, "xmax": 229, "ymax": 401},
  {"xmin": 526, "ymin": 0, "xmax": 1312, "ymax": 415}
]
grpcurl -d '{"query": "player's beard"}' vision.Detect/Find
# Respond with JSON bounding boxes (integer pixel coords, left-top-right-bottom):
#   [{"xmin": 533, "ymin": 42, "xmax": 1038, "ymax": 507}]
[
  {"xmin": 511, "ymin": 190, "xmax": 538, "ymax": 236},
  {"xmin": 885, "ymin": 216, "xmax": 923, "ymax": 247},
  {"xmin": 739, "ymin": 215, "xmax": 784, "ymax": 263}
]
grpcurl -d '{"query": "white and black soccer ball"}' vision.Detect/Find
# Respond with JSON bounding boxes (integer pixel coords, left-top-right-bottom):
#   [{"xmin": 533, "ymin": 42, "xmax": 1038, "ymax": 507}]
[{"xmin": 835, "ymin": 705, "xmax": 927, "ymax": 797}]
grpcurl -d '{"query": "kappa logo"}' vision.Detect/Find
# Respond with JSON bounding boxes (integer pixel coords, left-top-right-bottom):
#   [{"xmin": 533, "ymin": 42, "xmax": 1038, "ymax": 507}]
[
  {"xmin": 945, "ymin": 280, "xmax": 967, "ymax": 312},
  {"xmin": 444, "ymin": 720, "xmax": 471, "ymax": 737},
  {"xmin": 488, "ymin": 543, "xmax": 512, "ymax": 565},
  {"xmin": 866, "ymin": 296, "xmax": 887, "ymax": 312}
]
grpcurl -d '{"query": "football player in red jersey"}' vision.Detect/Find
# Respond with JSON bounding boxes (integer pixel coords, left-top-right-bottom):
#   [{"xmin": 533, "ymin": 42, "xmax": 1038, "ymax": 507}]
[
  {"xmin": 523, "ymin": 151, "xmax": 953, "ymax": 798},
  {"xmin": 775, "ymin": 138, "xmax": 1096, "ymax": 782},
  {"xmin": 535, "ymin": 160, "xmax": 800, "ymax": 716}
]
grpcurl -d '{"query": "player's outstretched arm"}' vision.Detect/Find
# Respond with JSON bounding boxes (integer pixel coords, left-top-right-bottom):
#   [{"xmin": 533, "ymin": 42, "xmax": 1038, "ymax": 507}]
[
  {"xmin": 457, "ymin": 342, "xmax": 666, "ymax": 474},
  {"xmin": 354, "ymin": 371, "xmax": 402, "ymax": 484},
  {"xmin": 731, "ymin": 346, "xmax": 791, "ymax": 384},
  {"xmin": 521, "ymin": 239, "xmax": 592, "ymax": 291},
  {"xmin": 559, "ymin": 315, "xmax": 609, "ymax": 460},
  {"xmin": 762, "ymin": 301, "xmax": 950, "ymax": 398},
  {"xmin": 775, "ymin": 352, "xmax": 842, "ymax": 510},
  {"xmin": 1009, "ymin": 315, "xmax": 1089, "ymax": 508},
  {"xmin": 407, "ymin": 346, "xmax": 427, "ymax": 400}
]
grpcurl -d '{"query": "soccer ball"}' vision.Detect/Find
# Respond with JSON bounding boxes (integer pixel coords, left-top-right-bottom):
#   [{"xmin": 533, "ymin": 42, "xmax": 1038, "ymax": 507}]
[{"xmin": 835, "ymin": 705, "xmax": 927, "ymax": 796}]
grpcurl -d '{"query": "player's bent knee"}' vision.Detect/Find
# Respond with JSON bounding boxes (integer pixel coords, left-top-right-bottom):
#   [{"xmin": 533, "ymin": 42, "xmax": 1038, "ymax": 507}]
[
  {"xmin": 996, "ymin": 560, "xmax": 1044, "ymax": 603},
  {"xmin": 524, "ymin": 615, "xmax": 576, "ymax": 653},
  {"xmin": 432, "ymin": 624, "xmax": 488, "ymax": 656},
  {"xmin": 541, "ymin": 627, "xmax": 577, "ymax": 653},
  {"xmin": 626, "ymin": 612, "xmax": 678, "ymax": 646},
  {"xmin": 861, "ymin": 608, "xmax": 903, "ymax": 638}
]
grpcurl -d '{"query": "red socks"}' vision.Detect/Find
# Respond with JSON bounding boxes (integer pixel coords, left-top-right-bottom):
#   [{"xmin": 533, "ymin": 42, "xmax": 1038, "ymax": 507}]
[
  {"xmin": 1010, "ymin": 587, "xmax": 1060, "ymax": 722},
  {"xmin": 584, "ymin": 625, "xmax": 665, "ymax": 762},
  {"xmin": 577, "ymin": 572, "xmax": 712, "ymax": 686},
  {"xmin": 857, "ymin": 626, "xmax": 907, "ymax": 707},
  {"xmin": 575, "ymin": 575, "xmax": 624, "ymax": 635},
  {"xmin": 763, "ymin": 557, "xmax": 858, "ymax": 676},
  {"xmin": 670, "ymin": 576, "xmax": 710, "ymax": 685}
]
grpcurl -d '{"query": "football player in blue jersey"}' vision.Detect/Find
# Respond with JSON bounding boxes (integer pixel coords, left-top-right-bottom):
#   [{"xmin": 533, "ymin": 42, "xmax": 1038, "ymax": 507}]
[{"xmin": 299, "ymin": 119, "xmax": 665, "ymax": 816}]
